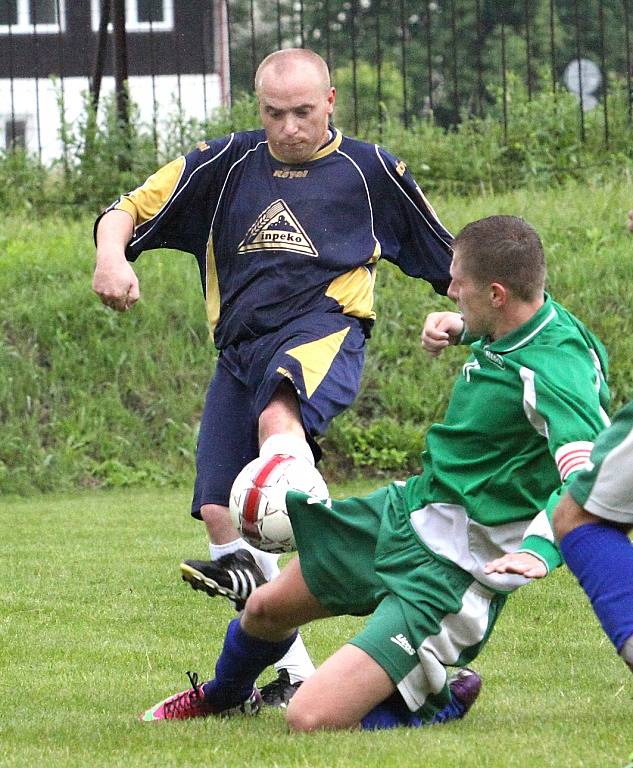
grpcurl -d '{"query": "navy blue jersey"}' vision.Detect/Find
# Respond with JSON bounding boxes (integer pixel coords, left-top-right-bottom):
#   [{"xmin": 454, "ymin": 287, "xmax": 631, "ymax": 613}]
[{"xmin": 99, "ymin": 128, "xmax": 453, "ymax": 349}]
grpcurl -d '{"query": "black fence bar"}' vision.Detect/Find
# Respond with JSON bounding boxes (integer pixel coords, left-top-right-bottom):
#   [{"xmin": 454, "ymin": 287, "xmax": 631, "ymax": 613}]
[
  {"xmin": 30, "ymin": 0, "xmax": 42, "ymax": 159},
  {"xmin": 524, "ymin": 0, "xmax": 532, "ymax": 100},
  {"xmin": 449, "ymin": 0, "xmax": 459, "ymax": 121},
  {"xmin": 275, "ymin": 0, "xmax": 282, "ymax": 50},
  {"xmin": 624, "ymin": 0, "xmax": 633, "ymax": 124},
  {"xmin": 598, "ymin": 0, "xmax": 609, "ymax": 147},
  {"xmin": 350, "ymin": 0, "xmax": 359, "ymax": 134},
  {"xmin": 225, "ymin": 0, "xmax": 234, "ymax": 109},
  {"xmin": 55, "ymin": 0, "xmax": 68, "ymax": 172},
  {"xmin": 374, "ymin": 0, "xmax": 383, "ymax": 137},
  {"xmin": 149, "ymin": 16, "xmax": 159, "ymax": 159},
  {"xmin": 573, "ymin": 0, "xmax": 586, "ymax": 142},
  {"xmin": 249, "ymin": 0, "xmax": 256, "ymax": 85},
  {"xmin": 475, "ymin": 0, "xmax": 483, "ymax": 116},
  {"xmin": 399, "ymin": 0, "xmax": 408, "ymax": 128},
  {"xmin": 500, "ymin": 10, "xmax": 508, "ymax": 143},
  {"xmin": 424, "ymin": 1, "xmax": 433, "ymax": 113},
  {"xmin": 299, "ymin": 0, "xmax": 305, "ymax": 48},
  {"xmin": 7, "ymin": 19, "xmax": 16, "ymax": 148},
  {"xmin": 323, "ymin": 0, "xmax": 331, "ymax": 70},
  {"xmin": 549, "ymin": 0, "xmax": 557, "ymax": 96}
]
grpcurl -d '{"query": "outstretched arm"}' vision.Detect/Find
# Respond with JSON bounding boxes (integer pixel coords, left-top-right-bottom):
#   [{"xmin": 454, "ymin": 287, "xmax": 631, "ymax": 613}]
[
  {"xmin": 420, "ymin": 311, "xmax": 464, "ymax": 358},
  {"xmin": 93, "ymin": 209, "xmax": 140, "ymax": 312}
]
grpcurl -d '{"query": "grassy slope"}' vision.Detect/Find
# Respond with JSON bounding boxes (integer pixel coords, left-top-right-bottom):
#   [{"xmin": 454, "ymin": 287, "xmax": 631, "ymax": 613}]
[
  {"xmin": 1, "ymin": 487, "xmax": 631, "ymax": 768},
  {"xmin": 2, "ymin": 176, "xmax": 633, "ymax": 493}
]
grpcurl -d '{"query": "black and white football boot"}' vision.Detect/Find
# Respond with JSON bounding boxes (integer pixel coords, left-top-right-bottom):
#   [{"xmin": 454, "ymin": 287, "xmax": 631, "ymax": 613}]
[{"xmin": 180, "ymin": 550, "xmax": 266, "ymax": 610}]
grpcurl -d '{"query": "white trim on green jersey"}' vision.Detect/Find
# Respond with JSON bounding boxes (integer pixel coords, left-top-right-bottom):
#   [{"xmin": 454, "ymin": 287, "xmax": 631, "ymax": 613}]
[{"xmin": 409, "ymin": 502, "xmax": 535, "ymax": 592}]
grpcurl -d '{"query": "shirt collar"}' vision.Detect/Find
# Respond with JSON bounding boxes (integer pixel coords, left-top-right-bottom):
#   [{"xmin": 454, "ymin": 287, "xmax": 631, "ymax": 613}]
[{"xmin": 483, "ymin": 293, "xmax": 556, "ymax": 353}]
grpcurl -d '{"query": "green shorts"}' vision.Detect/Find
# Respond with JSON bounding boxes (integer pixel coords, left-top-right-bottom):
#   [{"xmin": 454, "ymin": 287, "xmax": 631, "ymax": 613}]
[{"xmin": 287, "ymin": 483, "xmax": 506, "ymax": 717}]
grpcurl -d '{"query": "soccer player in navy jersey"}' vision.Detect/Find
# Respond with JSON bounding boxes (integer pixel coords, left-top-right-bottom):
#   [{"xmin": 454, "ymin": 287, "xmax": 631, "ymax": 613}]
[{"xmin": 93, "ymin": 48, "xmax": 453, "ymax": 704}]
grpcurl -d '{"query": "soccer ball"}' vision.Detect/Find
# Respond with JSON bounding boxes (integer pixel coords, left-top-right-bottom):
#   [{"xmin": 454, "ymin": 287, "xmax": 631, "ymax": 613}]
[{"xmin": 229, "ymin": 454, "xmax": 329, "ymax": 553}]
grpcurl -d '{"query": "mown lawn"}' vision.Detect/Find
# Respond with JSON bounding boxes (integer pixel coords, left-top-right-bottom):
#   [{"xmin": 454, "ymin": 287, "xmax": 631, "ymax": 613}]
[{"xmin": 1, "ymin": 487, "xmax": 631, "ymax": 768}]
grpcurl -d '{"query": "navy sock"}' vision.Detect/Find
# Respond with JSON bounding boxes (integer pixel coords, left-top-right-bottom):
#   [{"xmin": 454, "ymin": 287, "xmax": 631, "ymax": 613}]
[
  {"xmin": 361, "ymin": 692, "xmax": 422, "ymax": 730},
  {"xmin": 202, "ymin": 618, "xmax": 298, "ymax": 707},
  {"xmin": 560, "ymin": 523, "xmax": 633, "ymax": 652}
]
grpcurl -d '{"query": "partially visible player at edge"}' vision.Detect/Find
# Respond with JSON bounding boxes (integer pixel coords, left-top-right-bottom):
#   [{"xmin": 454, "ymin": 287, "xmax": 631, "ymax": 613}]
[
  {"xmin": 487, "ymin": 209, "xmax": 633, "ymax": 672},
  {"xmin": 92, "ymin": 48, "xmax": 453, "ymax": 703},
  {"xmin": 142, "ymin": 215, "xmax": 610, "ymax": 729}
]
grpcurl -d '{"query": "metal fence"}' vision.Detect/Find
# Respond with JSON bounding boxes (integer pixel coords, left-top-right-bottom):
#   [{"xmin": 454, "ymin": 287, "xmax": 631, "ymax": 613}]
[
  {"xmin": 225, "ymin": 0, "xmax": 633, "ymax": 143},
  {"xmin": 0, "ymin": 0, "xmax": 631, "ymax": 162}
]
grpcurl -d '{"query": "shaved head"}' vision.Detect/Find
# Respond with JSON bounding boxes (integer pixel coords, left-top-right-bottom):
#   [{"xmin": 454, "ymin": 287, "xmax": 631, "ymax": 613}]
[
  {"xmin": 255, "ymin": 48, "xmax": 335, "ymax": 164},
  {"xmin": 255, "ymin": 49, "xmax": 331, "ymax": 94}
]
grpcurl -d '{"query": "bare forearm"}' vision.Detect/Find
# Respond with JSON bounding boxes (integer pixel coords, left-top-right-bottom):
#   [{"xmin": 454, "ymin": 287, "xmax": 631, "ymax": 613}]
[{"xmin": 93, "ymin": 210, "xmax": 140, "ymax": 311}]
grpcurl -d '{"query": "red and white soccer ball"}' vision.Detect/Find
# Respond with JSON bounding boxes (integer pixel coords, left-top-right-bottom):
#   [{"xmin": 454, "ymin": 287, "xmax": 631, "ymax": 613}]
[{"xmin": 229, "ymin": 454, "xmax": 329, "ymax": 553}]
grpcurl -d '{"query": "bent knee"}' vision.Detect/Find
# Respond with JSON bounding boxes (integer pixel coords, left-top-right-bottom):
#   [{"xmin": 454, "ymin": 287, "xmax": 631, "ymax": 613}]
[{"xmin": 286, "ymin": 699, "xmax": 328, "ymax": 732}]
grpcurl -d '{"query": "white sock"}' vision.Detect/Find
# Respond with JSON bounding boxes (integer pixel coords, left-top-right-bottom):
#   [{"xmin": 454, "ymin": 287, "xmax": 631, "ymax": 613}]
[
  {"xmin": 208, "ymin": 538, "xmax": 281, "ymax": 582},
  {"xmin": 208, "ymin": 538, "xmax": 314, "ymax": 683},
  {"xmin": 274, "ymin": 632, "xmax": 316, "ymax": 683},
  {"xmin": 259, "ymin": 434, "xmax": 315, "ymax": 466}
]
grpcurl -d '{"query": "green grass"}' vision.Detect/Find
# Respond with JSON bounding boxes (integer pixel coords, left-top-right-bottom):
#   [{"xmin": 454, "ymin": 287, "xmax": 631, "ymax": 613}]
[{"xmin": 1, "ymin": 487, "xmax": 631, "ymax": 768}]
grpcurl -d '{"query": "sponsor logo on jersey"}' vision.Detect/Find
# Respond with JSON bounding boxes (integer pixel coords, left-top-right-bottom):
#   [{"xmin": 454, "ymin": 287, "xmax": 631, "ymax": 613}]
[
  {"xmin": 238, "ymin": 199, "xmax": 318, "ymax": 257},
  {"xmin": 484, "ymin": 349, "xmax": 505, "ymax": 368},
  {"xmin": 395, "ymin": 160, "xmax": 407, "ymax": 176},
  {"xmin": 273, "ymin": 168, "xmax": 309, "ymax": 179},
  {"xmin": 390, "ymin": 633, "xmax": 416, "ymax": 656}
]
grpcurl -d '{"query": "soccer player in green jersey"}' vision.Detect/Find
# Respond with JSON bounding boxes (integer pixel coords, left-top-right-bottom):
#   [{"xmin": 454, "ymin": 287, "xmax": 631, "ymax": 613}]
[
  {"xmin": 490, "ymin": 401, "xmax": 633, "ymax": 672},
  {"xmin": 142, "ymin": 215, "xmax": 610, "ymax": 728},
  {"xmin": 486, "ymin": 211, "xmax": 633, "ymax": 673}
]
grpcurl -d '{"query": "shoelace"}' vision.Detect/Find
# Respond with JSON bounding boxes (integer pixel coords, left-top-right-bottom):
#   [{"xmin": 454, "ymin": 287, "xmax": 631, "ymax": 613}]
[{"xmin": 163, "ymin": 671, "xmax": 204, "ymax": 718}]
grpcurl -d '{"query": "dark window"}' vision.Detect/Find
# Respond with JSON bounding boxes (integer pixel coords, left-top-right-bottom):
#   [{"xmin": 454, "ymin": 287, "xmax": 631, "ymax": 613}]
[
  {"xmin": 5, "ymin": 119, "xmax": 26, "ymax": 150},
  {"xmin": 137, "ymin": 0, "xmax": 164, "ymax": 24},
  {"xmin": 0, "ymin": 0, "xmax": 18, "ymax": 26},
  {"xmin": 32, "ymin": 0, "xmax": 58, "ymax": 25}
]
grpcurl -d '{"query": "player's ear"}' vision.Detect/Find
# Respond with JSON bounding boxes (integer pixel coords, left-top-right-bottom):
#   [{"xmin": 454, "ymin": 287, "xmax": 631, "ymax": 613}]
[
  {"xmin": 489, "ymin": 282, "xmax": 508, "ymax": 308},
  {"xmin": 327, "ymin": 87, "xmax": 336, "ymax": 114}
]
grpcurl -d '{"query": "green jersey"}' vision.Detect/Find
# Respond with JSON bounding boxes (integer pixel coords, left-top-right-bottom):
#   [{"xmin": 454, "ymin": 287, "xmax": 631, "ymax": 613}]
[{"xmin": 404, "ymin": 294, "xmax": 610, "ymax": 593}]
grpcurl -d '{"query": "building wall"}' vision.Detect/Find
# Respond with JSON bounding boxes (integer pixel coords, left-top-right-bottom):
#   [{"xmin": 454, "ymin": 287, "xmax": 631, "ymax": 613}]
[{"xmin": 0, "ymin": 73, "xmax": 222, "ymax": 163}]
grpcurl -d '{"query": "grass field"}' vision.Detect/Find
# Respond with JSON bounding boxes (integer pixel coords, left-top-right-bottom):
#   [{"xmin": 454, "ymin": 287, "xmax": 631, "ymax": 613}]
[{"xmin": 1, "ymin": 486, "xmax": 631, "ymax": 768}]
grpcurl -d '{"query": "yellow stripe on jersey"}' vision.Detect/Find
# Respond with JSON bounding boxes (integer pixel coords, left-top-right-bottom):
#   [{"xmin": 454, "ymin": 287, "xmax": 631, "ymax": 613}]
[
  {"xmin": 205, "ymin": 237, "xmax": 221, "ymax": 338},
  {"xmin": 285, "ymin": 327, "xmax": 351, "ymax": 398},
  {"xmin": 115, "ymin": 157, "xmax": 186, "ymax": 225},
  {"xmin": 325, "ymin": 264, "xmax": 377, "ymax": 320}
]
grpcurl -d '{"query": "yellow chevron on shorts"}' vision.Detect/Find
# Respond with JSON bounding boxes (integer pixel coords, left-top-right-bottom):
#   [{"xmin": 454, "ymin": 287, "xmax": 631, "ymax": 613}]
[{"xmin": 285, "ymin": 327, "xmax": 350, "ymax": 398}]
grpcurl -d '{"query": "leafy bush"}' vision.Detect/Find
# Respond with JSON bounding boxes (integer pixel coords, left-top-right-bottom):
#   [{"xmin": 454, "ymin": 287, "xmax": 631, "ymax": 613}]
[{"xmin": 1, "ymin": 74, "xmax": 631, "ymax": 214}]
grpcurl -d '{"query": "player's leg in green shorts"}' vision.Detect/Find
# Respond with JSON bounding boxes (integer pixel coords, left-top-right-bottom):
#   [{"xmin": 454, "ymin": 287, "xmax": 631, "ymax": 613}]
[{"xmin": 285, "ymin": 484, "xmax": 499, "ymax": 730}]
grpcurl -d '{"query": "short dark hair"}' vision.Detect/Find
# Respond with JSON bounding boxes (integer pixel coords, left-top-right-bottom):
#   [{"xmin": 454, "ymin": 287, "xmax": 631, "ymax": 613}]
[{"xmin": 453, "ymin": 215, "xmax": 546, "ymax": 301}]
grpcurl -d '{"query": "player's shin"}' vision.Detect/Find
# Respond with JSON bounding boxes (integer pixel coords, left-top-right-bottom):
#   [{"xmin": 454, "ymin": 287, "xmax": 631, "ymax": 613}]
[
  {"xmin": 560, "ymin": 522, "xmax": 633, "ymax": 660},
  {"xmin": 201, "ymin": 617, "xmax": 298, "ymax": 707}
]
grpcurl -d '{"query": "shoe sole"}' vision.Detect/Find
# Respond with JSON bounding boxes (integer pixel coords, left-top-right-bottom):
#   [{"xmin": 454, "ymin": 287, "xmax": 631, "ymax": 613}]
[{"xmin": 180, "ymin": 562, "xmax": 243, "ymax": 605}]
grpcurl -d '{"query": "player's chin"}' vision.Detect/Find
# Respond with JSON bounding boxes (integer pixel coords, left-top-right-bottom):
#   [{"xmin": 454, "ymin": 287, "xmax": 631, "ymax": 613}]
[{"xmin": 275, "ymin": 145, "xmax": 311, "ymax": 164}]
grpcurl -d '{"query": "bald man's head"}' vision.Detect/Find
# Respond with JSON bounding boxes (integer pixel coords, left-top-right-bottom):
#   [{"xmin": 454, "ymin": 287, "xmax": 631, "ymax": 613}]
[
  {"xmin": 255, "ymin": 49, "xmax": 331, "ymax": 94},
  {"xmin": 255, "ymin": 48, "xmax": 336, "ymax": 164}
]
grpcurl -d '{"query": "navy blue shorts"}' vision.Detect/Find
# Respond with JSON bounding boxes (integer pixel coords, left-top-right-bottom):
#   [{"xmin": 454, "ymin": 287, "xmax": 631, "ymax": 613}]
[{"xmin": 191, "ymin": 313, "xmax": 367, "ymax": 517}]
